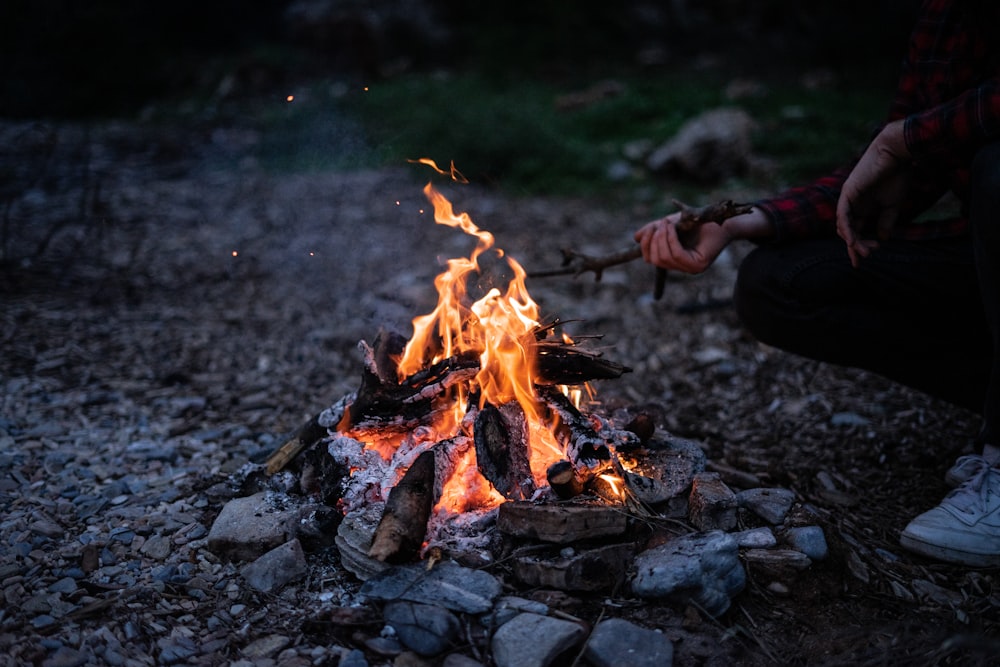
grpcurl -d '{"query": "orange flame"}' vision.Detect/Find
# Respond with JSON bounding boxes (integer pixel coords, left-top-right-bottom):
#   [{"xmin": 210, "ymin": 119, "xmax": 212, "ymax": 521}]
[{"xmin": 397, "ymin": 182, "xmax": 565, "ymax": 500}]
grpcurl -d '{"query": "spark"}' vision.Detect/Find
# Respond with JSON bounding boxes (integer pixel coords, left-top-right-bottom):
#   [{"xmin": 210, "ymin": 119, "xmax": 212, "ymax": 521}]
[{"xmin": 286, "ymin": 95, "xmax": 294, "ymax": 102}]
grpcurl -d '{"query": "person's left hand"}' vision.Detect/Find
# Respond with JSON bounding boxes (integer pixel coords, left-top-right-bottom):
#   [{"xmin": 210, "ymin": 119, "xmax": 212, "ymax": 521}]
[{"xmin": 836, "ymin": 119, "xmax": 911, "ymax": 267}]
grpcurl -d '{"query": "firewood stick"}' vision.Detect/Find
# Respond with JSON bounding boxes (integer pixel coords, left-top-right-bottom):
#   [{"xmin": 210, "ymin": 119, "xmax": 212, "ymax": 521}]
[
  {"xmin": 529, "ymin": 199, "xmax": 752, "ymax": 298},
  {"xmin": 368, "ymin": 449, "xmax": 436, "ymax": 563},
  {"xmin": 546, "ymin": 460, "xmax": 584, "ymax": 500},
  {"xmin": 265, "ymin": 413, "xmax": 330, "ymax": 474}
]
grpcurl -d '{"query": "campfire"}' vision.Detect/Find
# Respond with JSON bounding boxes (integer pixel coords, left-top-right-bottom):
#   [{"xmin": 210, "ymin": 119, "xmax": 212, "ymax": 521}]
[
  {"xmin": 207, "ymin": 167, "xmax": 827, "ymax": 629},
  {"xmin": 260, "ymin": 165, "xmax": 707, "ymax": 578}
]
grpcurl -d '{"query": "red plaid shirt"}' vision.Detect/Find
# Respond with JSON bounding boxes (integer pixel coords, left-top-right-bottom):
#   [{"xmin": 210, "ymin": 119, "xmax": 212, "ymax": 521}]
[{"xmin": 758, "ymin": 0, "xmax": 1000, "ymax": 241}]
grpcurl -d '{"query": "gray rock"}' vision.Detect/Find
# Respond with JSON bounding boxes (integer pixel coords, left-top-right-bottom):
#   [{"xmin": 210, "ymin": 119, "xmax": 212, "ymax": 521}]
[
  {"xmin": 737, "ymin": 487, "xmax": 796, "ymax": 525},
  {"xmin": 491, "ymin": 612, "xmax": 587, "ymax": 667},
  {"xmin": 443, "ymin": 655, "xmax": 485, "ymax": 667},
  {"xmin": 384, "ymin": 601, "xmax": 461, "ymax": 656},
  {"xmin": 361, "ymin": 561, "xmax": 502, "ymax": 614},
  {"xmin": 732, "ymin": 527, "xmax": 777, "ymax": 549},
  {"xmin": 207, "ymin": 492, "xmax": 304, "ymax": 561},
  {"xmin": 781, "ymin": 525, "xmax": 828, "ymax": 560},
  {"xmin": 646, "ymin": 107, "xmax": 756, "ymax": 182},
  {"xmin": 241, "ymin": 634, "xmax": 291, "ymax": 659},
  {"xmin": 485, "ymin": 596, "xmax": 550, "ymax": 627},
  {"xmin": 688, "ymin": 473, "xmax": 738, "ymax": 531},
  {"xmin": 338, "ymin": 649, "xmax": 369, "ymax": 667},
  {"xmin": 585, "ymin": 618, "xmax": 673, "ymax": 667},
  {"xmin": 631, "ymin": 531, "xmax": 746, "ymax": 616},
  {"xmin": 157, "ymin": 637, "xmax": 198, "ymax": 664},
  {"xmin": 241, "ymin": 539, "xmax": 308, "ymax": 592},
  {"xmin": 139, "ymin": 534, "xmax": 172, "ymax": 560}
]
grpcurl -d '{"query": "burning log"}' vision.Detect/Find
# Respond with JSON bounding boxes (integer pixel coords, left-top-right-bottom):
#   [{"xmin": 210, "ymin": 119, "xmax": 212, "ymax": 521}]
[
  {"xmin": 546, "ymin": 460, "xmax": 584, "ymax": 500},
  {"xmin": 474, "ymin": 402, "xmax": 534, "ymax": 500},
  {"xmin": 368, "ymin": 449, "xmax": 436, "ymax": 563},
  {"xmin": 538, "ymin": 386, "xmax": 613, "ymax": 464}
]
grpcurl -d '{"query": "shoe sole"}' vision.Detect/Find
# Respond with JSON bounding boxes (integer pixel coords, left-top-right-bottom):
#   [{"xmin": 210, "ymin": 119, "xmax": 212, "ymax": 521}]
[{"xmin": 900, "ymin": 531, "xmax": 1000, "ymax": 567}]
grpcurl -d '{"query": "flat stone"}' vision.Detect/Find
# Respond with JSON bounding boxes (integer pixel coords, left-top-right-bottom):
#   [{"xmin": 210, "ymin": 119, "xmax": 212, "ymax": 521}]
[
  {"xmin": 207, "ymin": 492, "xmax": 301, "ymax": 561},
  {"xmin": 241, "ymin": 539, "xmax": 308, "ymax": 593},
  {"xmin": 383, "ymin": 601, "xmax": 461, "ymax": 656},
  {"xmin": 361, "ymin": 561, "xmax": 502, "ymax": 614},
  {"xmin": 781, "ymin": 525, "xmax": 828, "ymax": 560},
  {"xmin": 736, "ymin": 488, "xmax": 796, "ymax": 525},
  {"xmin": 585, "ymin": 618, "xmax": 674, "ymax": 667},
  {"xmin": 491, "ymin": 613, "xmax": 587, "ymax": 667},
  {"xmin": 241, "ymin": 634, "xmax": 291, "ymax": 659},
  {"xmin": 140, "ymin": 534, "xmax": 172, "ymax": 560},
  {"xmin": 631, "ymin": 531, "xmax": 746, "ymax": 617},
  {"xmin": 732, "ymin": 527, "xmax": 777, "ymax": 549}
]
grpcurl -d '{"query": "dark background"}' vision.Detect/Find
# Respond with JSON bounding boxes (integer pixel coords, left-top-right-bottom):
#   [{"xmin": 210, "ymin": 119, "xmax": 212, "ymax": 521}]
[{"xmin": 1, "ymin": 0, "xmax": 921, "ymax": 119}]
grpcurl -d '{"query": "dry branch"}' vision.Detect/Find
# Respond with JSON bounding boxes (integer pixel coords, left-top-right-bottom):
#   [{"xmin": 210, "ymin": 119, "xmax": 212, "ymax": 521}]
[{"xmin": 529, "ymin": 199, "xmax": 752, "ymax": 298}]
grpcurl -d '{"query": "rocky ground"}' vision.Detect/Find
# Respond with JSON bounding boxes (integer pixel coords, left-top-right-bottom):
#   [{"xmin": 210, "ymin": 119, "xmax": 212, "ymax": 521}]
[{"xmin": 2, "ymin": 116, "xmax": 999, "ymax": 666}]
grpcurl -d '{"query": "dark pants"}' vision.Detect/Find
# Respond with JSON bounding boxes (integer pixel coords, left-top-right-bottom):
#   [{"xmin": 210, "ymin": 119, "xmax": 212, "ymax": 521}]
[{"xmin": 734, "ymin": 143, "xmax": 1000, "ymax": 446}]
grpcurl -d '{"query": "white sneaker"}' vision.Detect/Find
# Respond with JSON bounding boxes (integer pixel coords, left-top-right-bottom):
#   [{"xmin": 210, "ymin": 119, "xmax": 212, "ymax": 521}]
[
  {"xmin": 899, "ymin": 464, "xmax": 1000, "ymax": 567},
  {"xmin": 944, "ymin": 454, "xmax": 991, "ymax": 488}
]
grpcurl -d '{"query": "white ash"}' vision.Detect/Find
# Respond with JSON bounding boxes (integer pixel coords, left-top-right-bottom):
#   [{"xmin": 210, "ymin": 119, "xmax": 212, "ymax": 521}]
[{"xmin": 318, "ymin": 394, "xmax": 352, "ymax": 429}]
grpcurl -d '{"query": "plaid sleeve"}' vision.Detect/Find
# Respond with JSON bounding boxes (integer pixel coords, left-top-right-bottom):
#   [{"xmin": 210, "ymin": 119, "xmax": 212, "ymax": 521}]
[
  {"xmin": 905, "ymin": 78, "xmax": 1000, "ymax": 164},
  {"xmin": 754, "ymin": 168, "xmax": 852, "ymax": 241}
]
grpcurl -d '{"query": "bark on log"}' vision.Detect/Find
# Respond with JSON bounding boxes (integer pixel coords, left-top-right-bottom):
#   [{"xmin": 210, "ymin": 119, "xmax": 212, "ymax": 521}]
[
  {"xmin": 265, "ymin": 412, "xmax": 330, "ymax": 475},
  {"xmin": 497, "ymin": 501, "xmax": 628, "ymax": 544},
  {"xmin": 368, "ymin": 449, "xmax": 435, "ymax": 563},
  {"xmin": 546, "ymin": 460, "xmax": 584, "ymax": 500},
  {"xmin": 474, "ymin": 402, "xmax": 534, "ymax": 500},
  {"xmin": 538, "ymin": 386, "xmax": 611, "ymax": 465}
]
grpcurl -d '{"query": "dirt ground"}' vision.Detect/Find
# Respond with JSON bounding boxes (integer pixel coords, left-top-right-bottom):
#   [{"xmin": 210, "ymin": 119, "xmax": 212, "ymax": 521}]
[{"xmin": 2, "ymin": 115, "xmax": 999, "ymax": 666}]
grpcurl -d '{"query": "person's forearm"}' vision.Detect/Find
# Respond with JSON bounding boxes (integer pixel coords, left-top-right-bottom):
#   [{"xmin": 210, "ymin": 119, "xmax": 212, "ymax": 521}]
[{"xmin": 722, "ymin": 207, "xmax": 776, "ymax": 241}]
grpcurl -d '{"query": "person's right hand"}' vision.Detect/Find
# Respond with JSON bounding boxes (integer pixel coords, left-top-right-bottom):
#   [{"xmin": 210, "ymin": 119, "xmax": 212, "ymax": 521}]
[{"xmin": 835, "ymin": 119, "xmax": 911, "ymax": 267}]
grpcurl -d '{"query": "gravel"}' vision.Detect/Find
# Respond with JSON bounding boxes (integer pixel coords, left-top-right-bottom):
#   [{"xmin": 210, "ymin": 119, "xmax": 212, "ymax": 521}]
[{"xmin": 2, "ymin": 116, "xmax": 997, "ymax": 666}]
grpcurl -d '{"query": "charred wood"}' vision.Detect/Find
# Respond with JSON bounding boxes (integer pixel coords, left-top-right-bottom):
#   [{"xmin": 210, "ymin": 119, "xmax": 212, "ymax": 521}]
[
  {"xmin": 546, "ymin": 460, "xmax": 584, "ymax": 500},
  {"xmin": 474, "ymin": 402, "xmax": 534, "ymax": 500},
  {"xmin": 538, "ymin": 386, "xmax": 611, "ymax": 465},
  {"xmin": 265, "ymin": 412, "xmax": 332, "ymax": 475},
  {"xmin": 347, "ymin": 349, "xmax": 479, "ymax": 428},
  {"xmin": 534, "ymin": 339, "xmax": 631, "ymax": 384},
  {"xmin": 497, "ymin": 500, "xmax": 628, "ymax": 544},
  {"xmin": 368, "ymin": 448, "xmax": 435, "ymax": 563}
]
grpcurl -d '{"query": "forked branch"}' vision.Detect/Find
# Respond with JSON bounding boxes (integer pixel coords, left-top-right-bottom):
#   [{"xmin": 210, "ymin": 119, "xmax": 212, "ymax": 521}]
[{"xmin": 529, "ymin": 199, "xmax": 752, "ymax": 281}]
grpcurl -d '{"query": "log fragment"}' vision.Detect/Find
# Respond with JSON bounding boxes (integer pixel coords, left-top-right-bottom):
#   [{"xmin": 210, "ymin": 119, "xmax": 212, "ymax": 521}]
[
  {"xmin": 474, "ymin": 402, "xmax": 534, "ymax": 500},
  {"xmin": 265, "ymin": 412, "xmax": 330, "ymax": 475},
  {"xmin": 538, "ymin": 386, "xmax": 611, "ymax": 464},
  {"xmin": 512, "ymin": 543, "xmax": 634, "ymax": 592},
  {"xmin": 368, "ymin": 449, "xmax": 435, "ymax": 563},
  {"xmin": 497, "ymin": 501, "xmax": 628, "ymax": 544},
  {"xmin": 546, "ymin": 460, "xmax": 584, "ymax": 500}
]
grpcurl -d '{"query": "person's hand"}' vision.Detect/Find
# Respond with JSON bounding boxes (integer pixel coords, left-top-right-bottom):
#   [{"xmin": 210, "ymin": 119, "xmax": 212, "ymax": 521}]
[
  {"xmin": 836, "ymin": 119, "xmax": 911, "ymax": 267},
  {"xmin": 633, "ymin": 213, "xmax": 732, "ymax": 274},
  {"xmin": 633, "ymin": 206, "xmax": 771, "ymax": 274}
]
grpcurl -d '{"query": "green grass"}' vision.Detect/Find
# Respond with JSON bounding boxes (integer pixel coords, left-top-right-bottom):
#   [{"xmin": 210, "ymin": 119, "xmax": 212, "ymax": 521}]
[{"xmin": 246, "ymin": 67, "xmax": 891, "ymax": 198}]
